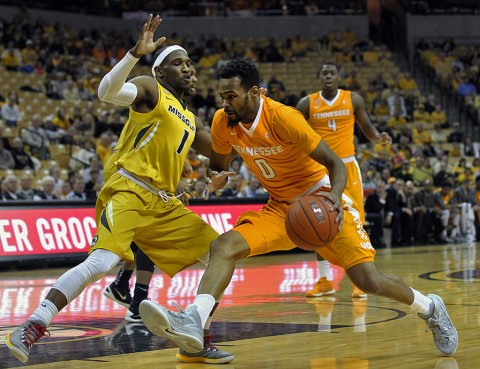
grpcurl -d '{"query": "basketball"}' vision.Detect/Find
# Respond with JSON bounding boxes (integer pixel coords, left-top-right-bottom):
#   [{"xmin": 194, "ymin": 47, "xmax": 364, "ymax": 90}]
[{"xmin": 285, "ymin": 195, "xmax": 338, "ymax": 251}]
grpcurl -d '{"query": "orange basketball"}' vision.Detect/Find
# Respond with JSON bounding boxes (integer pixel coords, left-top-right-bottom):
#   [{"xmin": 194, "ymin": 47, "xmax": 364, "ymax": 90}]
[{"xmin": 285, "ymin": 195, "xmax": 338, "ymax": 251}]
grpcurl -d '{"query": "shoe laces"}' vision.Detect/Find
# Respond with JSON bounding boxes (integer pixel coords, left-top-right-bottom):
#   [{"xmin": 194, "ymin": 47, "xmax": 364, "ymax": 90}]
[
  {"xmin": 171, "ymin": 301, "xmax": 186, "ymax": 314},
  {"xmin": 203, "ymin": 334, "xmax": 219, "ymax": 351},
  {"xmin": 22, "ymin": 321, "xmax": 50, "ymax": 349},
  {"xmin": 425, "ymin": 315, "xmax": 455, "ymax": 343}
]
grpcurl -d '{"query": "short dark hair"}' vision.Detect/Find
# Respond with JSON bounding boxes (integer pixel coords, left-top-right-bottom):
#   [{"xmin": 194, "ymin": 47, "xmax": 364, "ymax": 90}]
[
  {"xmin": 318, "ymin": 61, "xmax": 339, "ymax": 77},
  {"xmin": 219, "ymin": 58, "xmax": 260, "ymax": 91}
]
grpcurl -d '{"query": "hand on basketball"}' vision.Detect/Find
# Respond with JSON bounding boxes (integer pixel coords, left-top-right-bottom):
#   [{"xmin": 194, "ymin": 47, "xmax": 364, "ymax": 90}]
[
  {"xmin": 379, "ymin": 132, "xmax": 392, "ymax": 145},
  {"xmin": 131, "ymin": 14, "xmax": 166, "ymax": 58},
  {"xmin": 315, "ymin": 191, "xmax": 344, "ymax": 231}
]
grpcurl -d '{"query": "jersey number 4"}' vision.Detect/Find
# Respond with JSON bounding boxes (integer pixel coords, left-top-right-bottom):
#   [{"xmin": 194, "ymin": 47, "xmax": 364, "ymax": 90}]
[{"xmin": 328, "ymin": 119, "xmax": 337, "ymax": 132}]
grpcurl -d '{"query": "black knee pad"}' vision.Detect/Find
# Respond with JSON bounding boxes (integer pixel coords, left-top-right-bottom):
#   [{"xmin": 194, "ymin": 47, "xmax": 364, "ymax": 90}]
[{"xmin": 136, "ymin": 249, "xmax": 155, "ymax": 273}]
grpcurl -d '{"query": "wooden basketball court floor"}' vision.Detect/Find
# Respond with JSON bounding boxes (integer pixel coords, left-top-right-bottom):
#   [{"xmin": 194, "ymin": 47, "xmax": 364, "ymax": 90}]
[{"xmin": 1, "ymin": 243, "xmax": 479, "ymax": 369}]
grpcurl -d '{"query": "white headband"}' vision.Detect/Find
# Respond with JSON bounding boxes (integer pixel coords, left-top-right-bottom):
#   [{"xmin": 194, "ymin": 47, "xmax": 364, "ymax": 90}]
[{"xmin": 151, "ymin": 45, "xmax": 188, "ymax": 77}]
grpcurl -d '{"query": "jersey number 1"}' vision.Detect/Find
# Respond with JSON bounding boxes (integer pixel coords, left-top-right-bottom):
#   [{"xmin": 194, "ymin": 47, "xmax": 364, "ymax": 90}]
[{"xmin": 176, "ymin": 129, "xmax": 190, "ymax": 154}]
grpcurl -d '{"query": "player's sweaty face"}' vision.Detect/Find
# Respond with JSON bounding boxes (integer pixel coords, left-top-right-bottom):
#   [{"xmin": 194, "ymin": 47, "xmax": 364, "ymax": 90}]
[
  {"xmin": 160, "ymin": 52, "xmax": 192, "ymax": 94},
  {"xmin": 218, "ymin": 77, "xmax": 252, "ymax": 126},
  {"xmin": 319, "ymin": 65, "xmax": 339, "ymax": 91}
]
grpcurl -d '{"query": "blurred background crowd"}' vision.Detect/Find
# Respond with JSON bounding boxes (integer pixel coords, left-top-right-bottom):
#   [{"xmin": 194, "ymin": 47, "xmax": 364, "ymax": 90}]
[{"xmin": 1, "ymin": 1, "xmax": 480, "ymax": 248}]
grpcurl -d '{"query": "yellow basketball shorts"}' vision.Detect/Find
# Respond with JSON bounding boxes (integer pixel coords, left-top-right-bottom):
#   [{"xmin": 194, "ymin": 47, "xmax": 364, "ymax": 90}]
[
  {"xmin": 235, "ymin": 197, "xmax": 375, "ymax": 270},
  {"xmin": 90, "ymin": 174, "xmax": 218, "ymax": 277}
]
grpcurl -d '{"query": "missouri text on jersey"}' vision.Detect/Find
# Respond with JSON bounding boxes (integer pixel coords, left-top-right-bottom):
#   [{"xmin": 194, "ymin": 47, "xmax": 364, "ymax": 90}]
[
  {"xmin": 168, "ymin": 105, "xmax": 195, "ymax": 131},
  {"xmin": 232, "ymin": 144, "xmax": 284, "ymax": 156},
  {"xmin": 312, "ymin": 109, "xmax": 351, "ymax": 119}
]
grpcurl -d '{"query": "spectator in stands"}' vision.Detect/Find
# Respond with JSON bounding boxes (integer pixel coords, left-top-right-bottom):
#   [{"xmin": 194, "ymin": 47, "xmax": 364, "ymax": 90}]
[
  {"xmin": 1, "ymin": 42, "xmax": 22, "ymax": 71},
  {"xmin": 411, "ymin": 179, "xmax": 435, "ymax": 243},
  {"xmin": 364, "ymin": 179, "xmax": 389, "ymax": 248},
  {"xmin": 457, "ymin": 76, "xmax": 477, "ymax": 98},
  {"xmin": 0, "ymin": 139, "xmax": 14, "ymax": 169},
  {"xmin": 410, "ymin": 156, "xmax": 434, "ymax": 185},
  {"xmin": 59, "ymin": 180, "xmax": 72, "ymax": 199},
  {"xmin": 434, "ymin": 182, "xmax": 456, "ymax": 242},
  {"xmin": 471, "ymin": 175, "xmax": 480, "ymax": 240},
  {"xmin": 387, "ymin": 88, "xmax": 407, "ymax": 118},
  {"xmin": 42, "ymin": 114, "xmax": 65, "ymax": 144},
  {"xmin": 18, "ymin": 173, "xmax": 41, "ymax": 200},
  {"xmin": 452, "ymin": 179, "xmax": 476, "ymax": 242},
  {"xmin": 33, "ymin": 176, "xmax": 59, "ymax": 200},
  {"xmin": 424, "ymin": 94, "xmax": 437, "ymax": 114},
  {"xmin": 430, "ymin": 123, "xmax": 447, "ymax": 143},
  {"xmin": 1, "ymin": 92, "xmax": 22, "ymax": 127},
  {"xmin": 1, "ymin": 174, "xmax": 25, "ymax": 200},
  {"xmin": 48, "ymin": 165, "xmax": 64, "ymax": 195},
  {"xmin": 458, "ymin": 167, "xmax": 475, "ymax": 184},
  {"xmin": 461, "ymin": 136, "xmax": 479, "ymax": 157},
  {"xmin": 238, "ymin": 176, "xmax": 269, "ymax": 199},
  {"xmin": 66, "ymin": 176, "xmax": 87, "ymax": 200},
  {"xmin": 220, "ymin": 175, "xmax": 243, "ymax": 198},
  {"xmin": 70, "ymin": 139, "xmax": 97, "ymax": 170},
  {"xmin": 398, "ymin": 72, "xmax": 417, "ymax": 93},
  {"xmin": 396, "ymin": 160, "xmax": 413, "ymax": 183},
  {"xmin": 386, "ymin": 178, "xmax": 402, "ymax": 246},
  {"xmin": 10, "ymin": 137, "xmax": 35, "ymax": 170},
  {"xmin": 387, "ymin": 111, "xmax": 407, "ymax": 129},
  {"xmin": 21, "ymin": 114, "xmax": 51, "ymax": 160},
  {"xmin": 430, "ymin": 104, "xmax": 447, "ymax": 126},
  {"xmin": 374, "ymin": 98, "xmax": 390, "ymax": 121},
  {"xmin": 448, "ymin": 121, "xmax": 464, "ymax": 143},
  {"xmin": 85, "ymin": 169, "xmax": 103, "ymax": 200},
  {"xmin": 413, "ymin": 104, "xmax": 430, "ymax": 123},
  {"xmin": 401, "ymin": 180, "xmax": 416, "ymax": 245},
  {"xmin": 82, "ymin": 155, "xmax": 104, "ymax": 184},
  {"xmin": 20, "ymin": 39, "xmax": 37, "ymax": 73},
  {"xmin": 412, "ymin": 124, "xmax": 430, "ymax": 144},
  {"xmin": 52, "ymin": 107, "xmax": 70, "ymax": 131},
  {"xmin": 95, "ymin": 132, "xmax": 113, "ymax": 164}
]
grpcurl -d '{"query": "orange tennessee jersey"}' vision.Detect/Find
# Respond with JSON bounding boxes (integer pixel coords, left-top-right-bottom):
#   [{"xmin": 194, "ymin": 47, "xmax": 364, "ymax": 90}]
[
  {"xmin": 211, "ymin": 96, "xmax": 327, "ymax": 201},
  {"xmin": 308, "ymin": 89, "xmax": 355, "ymax": 158}
]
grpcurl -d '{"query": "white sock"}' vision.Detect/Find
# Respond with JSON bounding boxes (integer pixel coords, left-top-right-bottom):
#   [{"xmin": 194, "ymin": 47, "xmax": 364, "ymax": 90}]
[
  {"xmin": 317, "ymin": 259, "xmax": 333, "ymax": 280},
  {"xmin": 409, "ymin": 288, "xmax": 433, "ymax": 315},
  {"xmin": 30, "ymin": 299, "xmax": 58, "ymax": 326},
  {"xmin": 190, "ymin": 294, "xmax": 215, "ymax": 328},
  {"xmin": 354, "ymin": 316, "xmax": 366, "ymax": 333},
  {"xmin": 318, "ymin": 313, "xmax": 332, "ymax": 332}
]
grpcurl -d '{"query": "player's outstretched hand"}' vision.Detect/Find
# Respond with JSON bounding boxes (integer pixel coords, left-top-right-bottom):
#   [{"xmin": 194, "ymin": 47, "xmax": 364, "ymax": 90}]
[
  {"xmin": 131, "ymin": 14, "xmax": 166, "ymax": 58},
  {"xmin": 379, "ymin": 132, "xmax": 392, "ymax": 145},
  {"xmin": 203, "ymin": 171, "xmax": 236, "ymax": 199},
  {"xmin": 314, "ymin": 191, "xmax": 344, "ymax": 231}
]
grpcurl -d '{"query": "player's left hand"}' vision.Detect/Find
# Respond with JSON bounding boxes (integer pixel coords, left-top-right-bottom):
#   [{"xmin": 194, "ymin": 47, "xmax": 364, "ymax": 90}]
[
  {"xmin": 379, "ymin": 132, "xmax": 392, "ymax": 144},
  {"xmin": 175, "ymin": 179, "xmax": 193, "ymax": 205},
  {"xmin": 204, "ymin": 171, "xmax": 236, "ymax": 199},
  {"xmin": 315, "ymin": 191, "xmax": 344, "ymax": 231}
]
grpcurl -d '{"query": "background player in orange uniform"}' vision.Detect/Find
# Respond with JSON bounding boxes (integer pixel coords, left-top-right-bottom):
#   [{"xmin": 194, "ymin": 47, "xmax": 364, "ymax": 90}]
[
  {"xmin": 296, "ymin": 61, "xmax": 392, "ymax": 298},
  {"xmin": 139, "ymin": 58, "xmax": 458, "ymax": 358}
]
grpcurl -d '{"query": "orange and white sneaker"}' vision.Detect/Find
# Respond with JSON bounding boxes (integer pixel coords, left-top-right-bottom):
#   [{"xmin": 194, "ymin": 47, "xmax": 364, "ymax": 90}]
[
  {"xmin": 351, "ymin": 285, "xmax": 367, "ymax": 298},
  {"xmin": 306, "ymin": 277, "xmax": 336, "ymax": 297}
]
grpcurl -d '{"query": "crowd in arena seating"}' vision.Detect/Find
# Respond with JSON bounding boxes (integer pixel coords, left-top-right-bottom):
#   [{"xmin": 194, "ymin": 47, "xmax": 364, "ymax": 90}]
[{"xmin": 2, "ymin": 7, "xmax": 480, "ymax": 248}]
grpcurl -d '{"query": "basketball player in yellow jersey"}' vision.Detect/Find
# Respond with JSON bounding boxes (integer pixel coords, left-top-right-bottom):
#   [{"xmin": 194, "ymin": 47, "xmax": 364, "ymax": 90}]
[
  {"xmin": 6, "ymin": 15, "xmax": 234, "ymax": 365},
  {"xmin": 140, "ymin": 58, "xmax": 457, "ymax": 358},
  {"xmin": 101, "ymin": 68, "xmax": 199, "ymax": 324},
  {"xmin": 296, "ymin": 61, "xmax": 392, "ymax": 299}
]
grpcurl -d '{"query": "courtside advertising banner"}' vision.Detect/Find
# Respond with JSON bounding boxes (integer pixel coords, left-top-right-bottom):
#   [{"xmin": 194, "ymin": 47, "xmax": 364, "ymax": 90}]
[{"xmin": 0, "ymin": 203, "xmax": 264, "ymax": 260}]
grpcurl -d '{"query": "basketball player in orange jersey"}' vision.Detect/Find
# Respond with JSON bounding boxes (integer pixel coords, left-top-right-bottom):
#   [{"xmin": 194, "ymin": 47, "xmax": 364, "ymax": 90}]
[
  {"xmin": 140, "ymin": 58, "xmax": 458, "ymax": 357},
  {"xmin": 296, "ymin": 61, "xmax": 392, "ymax": 299},
  {"xmin": 5, "ymin": 15, "xmax": 234, "ymax": 365}
]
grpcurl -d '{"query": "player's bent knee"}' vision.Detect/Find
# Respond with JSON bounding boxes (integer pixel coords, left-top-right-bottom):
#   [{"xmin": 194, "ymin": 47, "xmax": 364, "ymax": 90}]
[{"xmin": 210, "ymin": 234, "xmax": 248, "ymax": 260}]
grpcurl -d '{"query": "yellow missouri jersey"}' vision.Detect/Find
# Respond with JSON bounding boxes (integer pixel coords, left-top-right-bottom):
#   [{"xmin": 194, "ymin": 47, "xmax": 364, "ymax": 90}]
[
  {"xmin": 308, "ymin": 89, "xmax": 355, "ymax": 158},
  {"xmin": 114, "ymin": 83, "xmax": 196, "ymax": 192}
]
